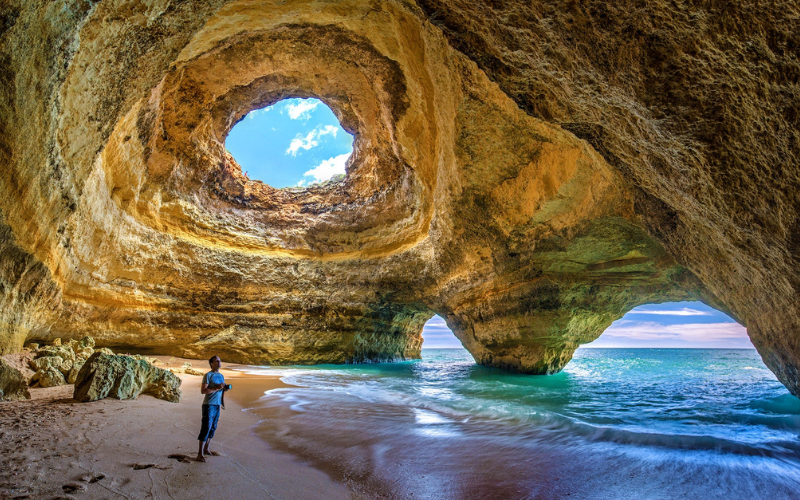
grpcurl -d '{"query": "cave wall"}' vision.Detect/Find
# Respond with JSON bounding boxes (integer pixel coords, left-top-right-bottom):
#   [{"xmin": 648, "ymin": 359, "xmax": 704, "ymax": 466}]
[
  {"xmin": 414, "ymin": 0, "xmax": 800, "ymax": 390},
  {"xmin": 1, "ymin": 0, "xmax": 797, "ymax": 393}
]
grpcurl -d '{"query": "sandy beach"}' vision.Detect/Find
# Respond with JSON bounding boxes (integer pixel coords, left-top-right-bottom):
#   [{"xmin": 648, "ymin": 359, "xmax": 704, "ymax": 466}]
[
  {"xmin": 0, "ymin": 357, "xmax": 352, "ymax": 500},
  {"xmin": 5, "ymin": 350, "xmax": 799, "ymax": 500}
]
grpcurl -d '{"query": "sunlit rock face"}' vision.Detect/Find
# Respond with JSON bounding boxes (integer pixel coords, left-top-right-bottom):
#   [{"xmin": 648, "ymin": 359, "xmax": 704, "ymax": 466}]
[{"xmin": 1, "ymin": 1, "xmax": 797, "ymax": 392}]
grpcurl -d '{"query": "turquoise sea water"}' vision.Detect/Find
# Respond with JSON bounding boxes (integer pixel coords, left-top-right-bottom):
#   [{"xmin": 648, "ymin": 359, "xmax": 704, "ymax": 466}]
[{"xmin": 239, "ymin": 349, "xmax": 800, "ymax": 499}]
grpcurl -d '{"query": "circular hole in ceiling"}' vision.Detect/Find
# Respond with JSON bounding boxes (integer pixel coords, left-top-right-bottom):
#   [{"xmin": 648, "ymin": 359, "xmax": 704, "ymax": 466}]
[{"xmin": 225, "ymin": 98, "xmax": 354, "ymax": 188}]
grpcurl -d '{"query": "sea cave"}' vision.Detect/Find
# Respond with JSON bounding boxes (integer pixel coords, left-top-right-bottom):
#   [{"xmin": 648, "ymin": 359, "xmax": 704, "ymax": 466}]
[{"xmin": 1, "ymin": 1, "xmax": 799, "ymax": 497}]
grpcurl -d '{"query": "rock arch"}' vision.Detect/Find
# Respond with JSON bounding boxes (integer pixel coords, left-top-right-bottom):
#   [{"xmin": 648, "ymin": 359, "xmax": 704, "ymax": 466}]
[{"xmin": 1, "ymin": 1, "xmax": 798, "ymax": 395}]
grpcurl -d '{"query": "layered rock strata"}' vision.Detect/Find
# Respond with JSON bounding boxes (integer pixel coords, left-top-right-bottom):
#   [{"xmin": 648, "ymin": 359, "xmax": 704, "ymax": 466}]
[{"xmin": 0, "ymin": 1, "xmax": 798, "ymax": 393}]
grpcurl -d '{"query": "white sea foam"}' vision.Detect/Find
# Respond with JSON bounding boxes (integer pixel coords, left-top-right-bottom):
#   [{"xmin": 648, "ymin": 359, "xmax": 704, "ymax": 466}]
[
  {"xmin": 241, "ymin": 349, "xmax": 800, "ymax": 498},
  {"xmin": 413, "ymin": 408, "xmax": 453, "ymax": 425}
]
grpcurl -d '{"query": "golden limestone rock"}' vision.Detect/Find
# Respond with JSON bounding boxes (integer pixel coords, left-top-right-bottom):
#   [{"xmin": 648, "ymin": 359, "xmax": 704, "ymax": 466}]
[
  {"xmin": 31, "ymin": 366, "xmax": 66, "ymax": 388},
  {"xmin": 0, "ymin": 1, "xmax": 798, "ymax": 394},
  {"xmin": 0, "ymin": 357, "xmax": 30, "ymax": 401},
  {"xmin": 30, "ymin": 356, "xmax": 72, "ymax": 375}
]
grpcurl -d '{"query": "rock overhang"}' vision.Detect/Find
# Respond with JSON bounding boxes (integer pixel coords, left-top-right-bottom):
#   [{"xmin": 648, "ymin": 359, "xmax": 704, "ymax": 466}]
[
  {"xmin": 1, "ymin": 0, "xmax": 798, "ymax": 395},
  {"xmin": 101, "ymin": 23, "xmax": 426, "ymax": 258}
]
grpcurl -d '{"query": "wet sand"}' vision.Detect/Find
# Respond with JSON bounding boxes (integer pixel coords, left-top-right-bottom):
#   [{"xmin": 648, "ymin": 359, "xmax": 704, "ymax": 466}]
[
  {"xmin": 229, "ymin": 352, "xmax": 800, "ymax": 500},
  {"xmin": 0, "ymin": 357, "xmax": 352, "ymax": 499}
]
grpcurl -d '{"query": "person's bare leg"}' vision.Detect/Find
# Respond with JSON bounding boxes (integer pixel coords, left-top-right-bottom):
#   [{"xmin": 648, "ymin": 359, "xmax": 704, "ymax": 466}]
[
  {"xmin": 196, "ymin": 441, "xmax": 206, "ymax": 462},
  {"xmin": 203, "ymin": 439, "xmax": 220, "ymax": 456}
]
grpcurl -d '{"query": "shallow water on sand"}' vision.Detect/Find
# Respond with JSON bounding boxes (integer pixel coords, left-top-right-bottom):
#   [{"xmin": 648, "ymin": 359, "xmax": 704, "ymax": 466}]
[{"xmin": 237, "ymin": 349, "xmax": 800, "ymax": 499}]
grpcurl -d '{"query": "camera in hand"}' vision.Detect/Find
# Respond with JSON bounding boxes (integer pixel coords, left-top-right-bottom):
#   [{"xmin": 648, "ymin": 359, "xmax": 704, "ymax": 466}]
[{"xmin": 223, "ymin": 383, "xmax": 232, "ymax": 391}]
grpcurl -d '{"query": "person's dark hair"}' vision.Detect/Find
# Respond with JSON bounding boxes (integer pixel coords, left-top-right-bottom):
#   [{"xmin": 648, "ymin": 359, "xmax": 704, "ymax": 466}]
[{"xmin": 208, "ymin": 355, "xmax": 220, "ymax": 367}]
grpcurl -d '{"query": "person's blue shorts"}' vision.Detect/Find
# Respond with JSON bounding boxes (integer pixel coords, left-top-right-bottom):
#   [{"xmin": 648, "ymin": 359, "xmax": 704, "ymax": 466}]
[{"xmin": 198, "ymin": 404, "xmax": 221, "ymax": 442}]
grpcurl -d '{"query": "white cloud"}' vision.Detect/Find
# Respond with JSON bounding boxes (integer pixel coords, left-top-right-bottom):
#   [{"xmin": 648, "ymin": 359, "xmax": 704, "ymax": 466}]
[
  {"xmin": 285, "ymin": 125, "xmax": 342, "ymax": 156},
  {"xmin": 628, "ymin": 308, "xmax": 712, "ymax": 316},
  {"xmin": 584, "ymin": 320, "xmax": 752, "ymax": 348},
  {"xmin": 317, "ymin": 125, "xmax": 338, "ymax": 138},
  {"xmin": 286, "ymin": 130, "xmax": 319, "ymax": 156},
  {"xmin": 422, "ymin": 326, "xmax": 454, "ymax": 337},
  {"xmin": 302, "ymin": 153, "xmax": 350, "ymax": 183},
  {"xmin": 285, "ymin": 100, "xmax": 319, "ymax": 120}
]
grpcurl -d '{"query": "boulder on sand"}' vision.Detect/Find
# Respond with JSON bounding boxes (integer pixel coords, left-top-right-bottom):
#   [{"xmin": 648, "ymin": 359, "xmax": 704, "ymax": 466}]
[
  {"xmin": 0, "ymin": 357, "xmax": 31, "ymax": 400},
  {"xmin": 73, "ymin": 352, "xmax": 182, "ymax": 403},
  {"xmin": 31, "ymin": 366, "xmax": 67, "ymax": 388}
]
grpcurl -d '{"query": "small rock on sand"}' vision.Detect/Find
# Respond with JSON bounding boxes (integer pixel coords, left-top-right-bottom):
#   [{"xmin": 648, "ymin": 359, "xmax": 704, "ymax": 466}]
[{"xmin": 0, "ymin": 357, "xmax": 31, "ymax": 400}]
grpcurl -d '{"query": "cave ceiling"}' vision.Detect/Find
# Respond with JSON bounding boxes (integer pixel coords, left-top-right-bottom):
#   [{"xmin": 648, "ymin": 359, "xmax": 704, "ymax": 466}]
[{"xmin": 1, "ymin": 0, "xmax": 799, "ymax": 394}]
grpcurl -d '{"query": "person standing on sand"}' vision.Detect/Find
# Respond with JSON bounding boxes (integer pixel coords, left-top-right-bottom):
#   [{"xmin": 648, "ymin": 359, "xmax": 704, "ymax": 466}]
[{"xmin": 197, "ymin": 355, "xmax": 228, "ymax": 462}]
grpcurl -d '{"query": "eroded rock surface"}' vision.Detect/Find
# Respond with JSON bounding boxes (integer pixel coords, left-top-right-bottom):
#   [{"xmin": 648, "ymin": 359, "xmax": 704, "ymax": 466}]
[
  {"xmin": 0, "ymin": 1, "xmax": 798, "ymax": 393},
  {"xmin": 73, "ymin": 353, "xmax": 182, "ymax": 403},
  {"xmin": 22, "ymin": 336, "xmax": 102, "ymax": 386},
  {"xmin": 0, "ymin": 357, "xmax": 31, "ymax": 401},
  {"xmin": 31, "ymin": 366, "xmax": 66, "ymax": 388}
]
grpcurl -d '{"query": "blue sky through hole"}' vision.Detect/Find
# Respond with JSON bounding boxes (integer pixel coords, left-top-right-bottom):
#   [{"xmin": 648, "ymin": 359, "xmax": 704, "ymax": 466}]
[
  {"xmin": 421, "ymin": 301, "xmax": 752, "ymax": 349},
  {"xmin": 225, "ymin": 98, "xmax": 353, "ymax": 188}
]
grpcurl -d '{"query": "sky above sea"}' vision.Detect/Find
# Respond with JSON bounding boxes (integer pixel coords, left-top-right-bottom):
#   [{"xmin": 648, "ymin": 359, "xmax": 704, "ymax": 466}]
[{"xmin": 225, "ymin": 99, "xmax": 750, "ymax": 350}]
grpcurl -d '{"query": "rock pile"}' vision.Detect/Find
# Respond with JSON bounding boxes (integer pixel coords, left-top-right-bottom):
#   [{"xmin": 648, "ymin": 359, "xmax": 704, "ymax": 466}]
[
  {"xmin": 0, "ymin": 338, "xmax": 181, "ymax": 403},
  {"xmin": 27, "ymin": 337, "xmax": 97, "ymax": 387}
]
